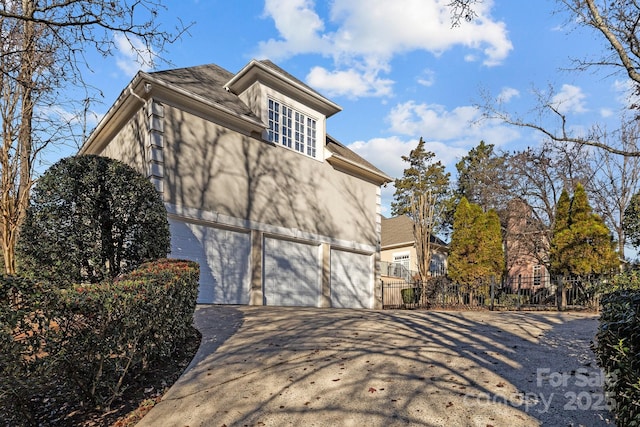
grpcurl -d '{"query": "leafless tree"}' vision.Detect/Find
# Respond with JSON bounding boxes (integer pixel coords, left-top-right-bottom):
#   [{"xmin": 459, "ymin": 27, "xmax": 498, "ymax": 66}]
[
  {"xmin": 481, "ymin": 0, "xmax": 640, "ymax": 157},
  {"xmin": 410, "ymin": 190, "xmax": 437, "ymax": 282},
  {"xmin": 447, "ymin": 0, "xmax": 480, "ymax": 27},
  {"xmin": 585, "ymin": 119, "xmax": 640, "ymax": 260},
  {"xmin": 502, "ymin": 142, "xmax": 591, "ymax": 271},
  {"xmin": 0, "ymin": 0, "xmax": 189, "ymax": 274}
]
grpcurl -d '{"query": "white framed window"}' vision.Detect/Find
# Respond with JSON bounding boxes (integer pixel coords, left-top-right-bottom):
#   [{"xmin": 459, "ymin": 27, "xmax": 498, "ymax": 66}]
[
  {"xmin": 393, "ymin": 252, "xmax": 410, "ymax": 270},
  {"xmin": 533, "ymin": 264, "xmax": 542, "ymax": 286},
  {"xmin": 268, "ymin": 98, "xmax": 317, "ymax": 158}
]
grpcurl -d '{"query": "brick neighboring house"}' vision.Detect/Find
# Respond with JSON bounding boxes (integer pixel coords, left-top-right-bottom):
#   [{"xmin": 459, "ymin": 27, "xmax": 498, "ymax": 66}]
[
  {"xmin": 504, "ymin": 199, "xmax": 550, "ymax": 290},
  {"xmin": 79, "ymin": 59, "xmax": 392, "ymax": 309},
  {"xmin": 380, "ymin": 215, "xmax": 448, "ymax": 282}
]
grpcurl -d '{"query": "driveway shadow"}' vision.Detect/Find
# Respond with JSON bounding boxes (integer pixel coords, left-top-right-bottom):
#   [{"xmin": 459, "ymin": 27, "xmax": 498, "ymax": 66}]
[{"xmin": 140, "ymin": 307, "xmax": 613, "ymax": 427}]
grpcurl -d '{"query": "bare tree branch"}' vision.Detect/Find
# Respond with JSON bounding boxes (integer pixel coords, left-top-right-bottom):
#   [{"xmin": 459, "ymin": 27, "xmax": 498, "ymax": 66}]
[{"xmin": 0, "ymin": 0, "xmax": 190, "ymax": 273}]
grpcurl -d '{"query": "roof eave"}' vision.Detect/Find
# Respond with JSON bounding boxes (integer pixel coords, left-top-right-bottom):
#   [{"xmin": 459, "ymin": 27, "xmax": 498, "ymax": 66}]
[
  {"xmin": 80, "ymin": 71, "xmax": 266, "ymax": 155},
  {"xmin": 326, "ymin": 153, "xmax": 393, "ymax": 186},
  {"xmin": 79, "ymin": 72, "xmax": 149, "ymax": 155}
]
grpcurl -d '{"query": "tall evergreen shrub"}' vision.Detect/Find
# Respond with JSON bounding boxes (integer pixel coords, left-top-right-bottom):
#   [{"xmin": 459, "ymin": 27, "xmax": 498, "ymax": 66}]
[{"xmin": 18, "ymin": 155, "xmax": 170, "ymax": 285}]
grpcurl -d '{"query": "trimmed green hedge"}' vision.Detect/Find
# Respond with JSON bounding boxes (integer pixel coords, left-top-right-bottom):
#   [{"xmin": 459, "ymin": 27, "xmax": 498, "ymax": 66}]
[
  {"xmin": 593, "ymin": 290, "xmax": 640, "ymax": 426},
  {"xmin": 0, "ymin": 259, "xmax": 200, "ymax": 423},
  {"xmin": 401, "ymin": 287, "xmax": 421, "ymax": 304}
]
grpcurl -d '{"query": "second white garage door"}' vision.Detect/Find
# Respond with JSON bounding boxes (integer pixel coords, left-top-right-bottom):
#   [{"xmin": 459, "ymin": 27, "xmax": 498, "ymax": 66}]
[
  {"xmin": 263, "ymin": 237, "xmax": 321, "ymax": 307},
  {"xmin": 330, "ymin": 250, "xmax": 373, "ymax": 309}
]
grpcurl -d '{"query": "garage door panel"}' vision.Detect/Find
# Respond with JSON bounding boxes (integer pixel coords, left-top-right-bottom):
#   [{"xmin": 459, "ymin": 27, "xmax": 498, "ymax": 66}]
[
  {"xmin": 264, "ymin": 238, "xmax": 320, "ymax": 307},
  {"xmin": 331, "ymin": 250, "xmax": 372, "ymax": 309},
  {"xmin": 170, "ymin": 220, "xmax": 250, "ymax": 304}
]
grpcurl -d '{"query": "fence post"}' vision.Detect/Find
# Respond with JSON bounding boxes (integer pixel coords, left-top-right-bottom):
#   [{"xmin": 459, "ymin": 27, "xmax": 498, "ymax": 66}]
[
  {"xmin": 490, "ymin": 276, "xmax": 495, "ymax": 311},
  {"xmin": 556, "ymin": 276, "xmax": 565, "ymax": 311},
  {"xmin": 517, "ymin": 274, "xmax": 522, "ymax": 311}
]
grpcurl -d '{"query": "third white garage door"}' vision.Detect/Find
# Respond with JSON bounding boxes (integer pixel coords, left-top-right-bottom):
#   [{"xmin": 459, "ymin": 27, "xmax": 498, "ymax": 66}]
[
  {"xmin": 330, "ymin": 250, "xmax": 373, "ymax": 309},
  {"xmin": 263, "ymin": 237, "xmax": 321, "ymax": 307}
]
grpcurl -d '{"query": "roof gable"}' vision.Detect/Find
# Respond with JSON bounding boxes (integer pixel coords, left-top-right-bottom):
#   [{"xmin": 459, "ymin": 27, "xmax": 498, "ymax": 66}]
[
  {"xmin": 381, "ymin": 215, "xmax": 447, "ymax": 248},
  {"xmin": 225, "ymin": 59, "xmax": 341, "ymax": 118}
]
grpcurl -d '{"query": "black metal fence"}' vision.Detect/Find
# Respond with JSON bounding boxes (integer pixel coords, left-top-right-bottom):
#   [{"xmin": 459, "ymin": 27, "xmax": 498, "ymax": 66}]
[{"xmin": 381, "ymin": 274, "xmax": 607, "ymax": 311}]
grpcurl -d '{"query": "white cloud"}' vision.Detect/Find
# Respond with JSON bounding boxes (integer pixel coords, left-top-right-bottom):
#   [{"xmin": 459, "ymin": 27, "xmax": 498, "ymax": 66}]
[
  {"xmin": 497, "ymin": 87, "xmax": 519, "ymax": 103},
  {"xmin": 550, "ymin": 84, "xmax": 588, "ymax": 114},
  {"xmin": 42, "ymin": 105, "xmax": 103, "ymax": 129},
  {"xmin": 386, "ymin": 100, "xmax": 521, "ymax": 148},
  {"xmin": 114, "ymin": 34, "xmax": 155, "ymax": 76},
  {"xmin": 307, "ymin": 66, "xmax": 393, "ymax": 98},
  {"xmin": 388, "ymin": 101, "xmax": 481, "ymax": 140},
  {"xmin": 613, "ymin": 78, "xmax": 640, "ymax": 110},
  {"xmin": 346, "ymin": 98, "xmax": 523, "ymax": 214},
  {"xmin": 258, "ymin": 0, "xmax": 512, "ymax": 99},
  {"xmin": 257, "ymin": 0, "xmax": 331, "ymax": 60},
  {"xmin": 417, "ymin": 69, "xmax": 436, "ymax": 87},
  {"xmin": 600, "ymin": 108, "xmax": 613, "ymax": 118}
]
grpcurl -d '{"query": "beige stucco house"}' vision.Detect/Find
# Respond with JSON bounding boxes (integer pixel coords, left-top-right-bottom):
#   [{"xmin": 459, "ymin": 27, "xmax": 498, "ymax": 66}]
[
  {"xmin": 80, "ymin": 59, "xmax": 392, "ymax": 309},
  {"xmin": 380, "ymin": 215, "xmax": 448, "ymax": 281}
]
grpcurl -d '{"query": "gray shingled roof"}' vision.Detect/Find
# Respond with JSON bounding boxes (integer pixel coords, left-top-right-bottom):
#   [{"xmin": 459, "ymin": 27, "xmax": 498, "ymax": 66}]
[
  {"xmin": 381, "ymin": 215, "xmax": 447, "ymax": 248},
  {"xmin": 150, "ymin": 64, "xmax": 261, "ymax": 122},
  {"xmin": 258, "ymin": 60, "xmax": 331, "ymax": 102}
]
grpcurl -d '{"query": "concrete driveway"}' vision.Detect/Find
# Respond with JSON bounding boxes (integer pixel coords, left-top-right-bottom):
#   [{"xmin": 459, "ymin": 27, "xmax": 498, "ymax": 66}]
[{"xmin": 138, "ymin": 306, "xmax": 614, "ymax": 427}]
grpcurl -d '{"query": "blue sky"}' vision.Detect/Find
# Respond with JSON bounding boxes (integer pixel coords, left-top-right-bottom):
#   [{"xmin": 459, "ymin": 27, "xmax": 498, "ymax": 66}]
[{"xmin": 66, "ymin": 0, "xmax": 631, "ymax": 215}]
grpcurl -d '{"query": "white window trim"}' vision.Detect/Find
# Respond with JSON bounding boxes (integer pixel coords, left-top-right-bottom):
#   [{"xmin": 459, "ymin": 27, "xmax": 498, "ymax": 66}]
[
  {"xmin": 261, "ymin": 87, "xmax": 324, "ymax": 161},
  {"xmin": 393, "ymin": 251, "xmax": 411, "ymax": 270}
]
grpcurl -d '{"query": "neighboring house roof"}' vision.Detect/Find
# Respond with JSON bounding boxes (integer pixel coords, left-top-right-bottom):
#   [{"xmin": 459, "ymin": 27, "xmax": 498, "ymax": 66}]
[{"xmin": 381, "ymin": 215, "xmax": 447, "ymax": 249}]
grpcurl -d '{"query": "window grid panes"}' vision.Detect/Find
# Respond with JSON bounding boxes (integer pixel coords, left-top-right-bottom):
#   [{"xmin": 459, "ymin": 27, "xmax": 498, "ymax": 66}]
[
  {"xmin": 282, "ymin": 105, "xmax": 292, "ymax": 148},
  {"xmin": 268, "ymin": 99, "xmax": 280, "ymax": 144},
  {"xmin": 268, "ymin": 98, "xmax": 317, "ymax": 158},
  {"xmin": 295, "ymin": 112, "xmax": 304, "ymax": 152},
  {"xmin": 393, "ymin": 254, "xmax": 410, "ymax": 270},
  {"xmin": 307, "ymin": 118, "xmax": 316, "ymax": 157},
  {"xmin": 533, "ymin": 264, "xmax": 542, "ymax": 286}
]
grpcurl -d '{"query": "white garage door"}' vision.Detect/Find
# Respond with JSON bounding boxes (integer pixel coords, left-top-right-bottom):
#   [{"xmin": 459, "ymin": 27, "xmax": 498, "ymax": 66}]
[
  {"xmin": 263, "ymin": 238, "xmax": 321, "ymax": 307},
  {"xmin": 169, "ymin": 219, "xmax": 251, "ymax": 304},
  {"xmin": 331, "ymin": 250, "xmax": 373, "ymax": 309}
]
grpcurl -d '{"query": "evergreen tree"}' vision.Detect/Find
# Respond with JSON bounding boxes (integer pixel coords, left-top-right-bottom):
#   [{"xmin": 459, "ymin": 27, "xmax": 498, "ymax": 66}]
[
  {"xmin": 553, "ymin": 188, "xmax": 571, "ymax": 236},
  {"xmin": 448, "ymin": 198, "xmax": 503, "ymax": 301},
  {"xmin": 550, "ymin": 184, "xmax": 618, "ymax": 276},
  {"xmin": 391, "ymin": 137, "xmax": 450, "ymax": 220},
  {"xmin": 18, "ymin": 155, "xmax": 171, "ymax": 285},
  {"xmin": 455, "ymin": 140, "xmax": 508, "ymax": 211},
  {"xmin": 481, "ymin": 209, "xmax": 505, "ymax": 279},
  {"xmin": 623, "ymin": 192, "xmax": 640, "ymax": 249},
  {"xmin": 448, "ymin": 197, "xmax": 479, "ymax": 287}
]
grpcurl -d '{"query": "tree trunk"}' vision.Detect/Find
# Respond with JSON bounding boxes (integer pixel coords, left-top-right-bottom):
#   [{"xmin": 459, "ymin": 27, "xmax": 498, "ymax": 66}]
[{"xmin": 4, "ymin": 0, "xmax": 36, "ymax": 274}]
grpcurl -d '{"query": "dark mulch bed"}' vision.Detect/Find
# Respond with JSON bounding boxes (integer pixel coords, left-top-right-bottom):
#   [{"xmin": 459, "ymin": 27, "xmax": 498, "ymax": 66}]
[{"xmin": 7, "ymin": 327, "xmax": 201, "ymax": 427}]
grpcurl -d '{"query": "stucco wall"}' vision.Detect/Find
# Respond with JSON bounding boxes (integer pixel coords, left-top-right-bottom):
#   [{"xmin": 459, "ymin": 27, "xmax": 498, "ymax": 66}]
[
  {"xmin": 161, "ymin": 104, "xmax": 379, "ymax": 247},
  {"xmin": 97, "ymin": 107, "xmax": 149, "ymax": 177}
]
